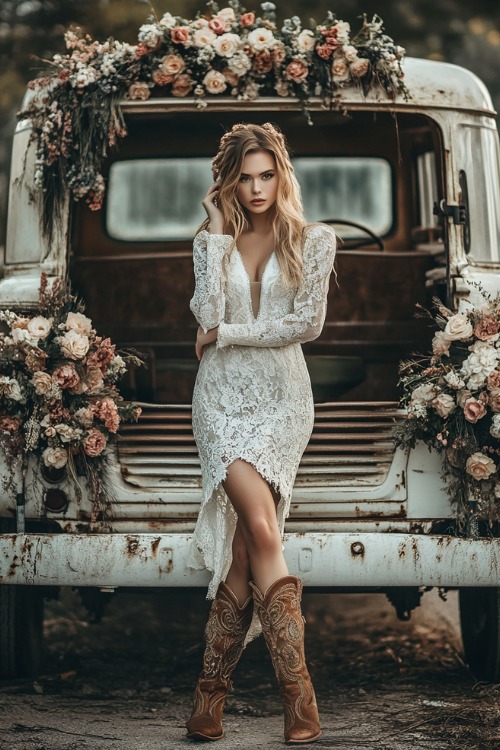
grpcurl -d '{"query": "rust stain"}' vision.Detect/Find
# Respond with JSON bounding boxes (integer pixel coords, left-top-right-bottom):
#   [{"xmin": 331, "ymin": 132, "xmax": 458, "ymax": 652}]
[
  {"xmin": 350, "ymin": 541, "xmax": 365, "ymax": 559},
  {"xmin": 398, "ymin": 542, "xmax": 406, "ymax": 559},
  {"xmin": 126, "ymin": 537, "xmax": 140, "ymax": 555},
  {"xmin": 151, "ymin": 537, "xmax": 161, "ymax": 555}
]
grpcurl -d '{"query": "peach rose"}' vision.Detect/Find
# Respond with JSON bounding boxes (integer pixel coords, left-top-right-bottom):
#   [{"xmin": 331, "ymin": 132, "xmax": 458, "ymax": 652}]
[
  {"xmin": 172, "ymin": 74, "xmax": 194, "ymax": 97},
  {"xmin": 53, "ymin": 363, "xmax": 80, "ymax": 390},
  {"xmin": 159, "ymin": 53, "xmax": 185, "ymax": 76},
  {"xmin": 432, "ymin": 393, "xmax": 456, "ymax": 418},
  {"xmin": 66, "ymin": 311, "xmax": 93, "ymax": 336},
  {"xmin": 285, "ymin": 60, "xmax": 308, "ymax": 83},
  {"xmin": 488, "ymin": 388, "xmax": 500, "ymax": 412},
  {"xmin": 32, "ymin": 371, "xmax": 53, "ymax": 395},
  {"xmin": 203, "ymin": 69, "xmax": 227, "ymax": 94},
  {"xmin": 474, "ymin": 314, "xmax": 499, "ymax": 341},
  {"xmin": 170, "ymin": 26, "xmax": 191, "ymax": 45},
  {"xmin": 208, "ymin": 17, "xmax": 229, "ymax": 35},
  {"xmin": 95, "ymin": 397, "xmax": 120, "ymax": 433},
  {"xmin": 83, "ymin": 429, "xmax": 107, "ymax": 457},
  {"xmin": 487, "ymin": 370, "xmax": 500, "ymax": 389},
  {"xmin": 74, "ymin": 406, "xmax": 95, "ymax": 428},
  {"xmin": 350, "ymin": 58, "xmax": 370, "ymax": 78},
  {"xmin": 135, "ymin": 43, "xmax": 150, "ymax": 58},
  {"xmin": 463, "ymin": 396, "xmax": 487, "ymax": 423},
  {"xmin": 222, "ymin": 68, "xmax": 239, "ymax": 86},
  {"xmin": 332, "ymin": 57, "xmax": 350, "ymax": 83},
  {"xmin": 272, "ymin": 43, "xmax": 286, "ymax": 64},
  {"xmin": 466, "ymin": 451, "xmax": 496, "ymax": 481},
  {"xmin": 25, "ymin": 350, "xmax": 47, "ymax": 372},
  {"xmin": 128, "ymin": 82, "xmax": 151, "ymax": 101},
  {"xmin": 152, "ymin": 69, "xmax": 175, "ymax": 86},
  {"xmin": 252, "ymin": 51, "xmax": 273, "ymax": 74},
  {"xmin": 240, "ymin": 12, "xmax": 255, "ymax": 27}
]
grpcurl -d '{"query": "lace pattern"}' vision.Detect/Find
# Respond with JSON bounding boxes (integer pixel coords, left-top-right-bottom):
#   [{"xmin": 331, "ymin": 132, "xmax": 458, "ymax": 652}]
[{"xmin": 188, "ymin": 225, "xmax": 337, "ymax": 625}]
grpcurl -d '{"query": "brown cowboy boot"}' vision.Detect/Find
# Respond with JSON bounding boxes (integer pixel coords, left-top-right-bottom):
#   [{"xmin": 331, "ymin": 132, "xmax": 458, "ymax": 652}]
[
  {"xmin": 250, "ymin": 576, "xmax": 321, "ymax": 745},
  {"xmin": 186, "ymin": 581, "xmax": 253, "ymax": 741}
]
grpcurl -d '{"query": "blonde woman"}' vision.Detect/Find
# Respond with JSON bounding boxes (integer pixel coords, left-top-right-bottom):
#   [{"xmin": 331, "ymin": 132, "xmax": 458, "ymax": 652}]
[{"xmin": 186, "ymin": 122, "xmax": 336, "ymax": 744}]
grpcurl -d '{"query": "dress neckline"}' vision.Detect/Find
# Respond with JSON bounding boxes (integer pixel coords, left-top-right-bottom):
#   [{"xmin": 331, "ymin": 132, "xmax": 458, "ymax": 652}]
[{"xmin": 235, "ymin": 247, "xmax": 275, "ymax": 285}]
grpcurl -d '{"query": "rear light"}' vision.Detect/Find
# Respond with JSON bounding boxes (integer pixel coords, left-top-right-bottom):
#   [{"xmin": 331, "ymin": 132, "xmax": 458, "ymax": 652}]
[{"xmin": 44, "ymin": 488, "xmax": 69, "ymax": 513}]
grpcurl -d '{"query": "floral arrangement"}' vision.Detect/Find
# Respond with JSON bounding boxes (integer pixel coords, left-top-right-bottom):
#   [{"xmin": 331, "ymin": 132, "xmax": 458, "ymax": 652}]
[
  {"xmin": 17, "ymin": 0, "xmax": 408, "ymax": 241},
  {"xmin": 394, "ymin": 292, "xmax": 500, "ymax": 533},
  {"xmin": 0, "ymin": 274, "xmax": 143, "ymax": 520}
]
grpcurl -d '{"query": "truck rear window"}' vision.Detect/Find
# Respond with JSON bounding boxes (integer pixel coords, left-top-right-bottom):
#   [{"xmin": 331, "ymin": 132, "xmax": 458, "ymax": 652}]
[{"xmin": 105, "ymin": 157, "xmax": 392, "ymax": 242}]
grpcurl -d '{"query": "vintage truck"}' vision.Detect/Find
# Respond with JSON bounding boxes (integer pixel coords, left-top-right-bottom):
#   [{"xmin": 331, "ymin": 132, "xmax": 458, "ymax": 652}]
[{"xmin": 1, "ymin": 56, "xmax": 499, "ymax": 682}]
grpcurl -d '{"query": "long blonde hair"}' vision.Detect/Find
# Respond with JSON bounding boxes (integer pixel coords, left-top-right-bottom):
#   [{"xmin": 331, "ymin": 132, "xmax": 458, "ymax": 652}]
[{"xmin": 198, "ymin": 122, "xmax": 307, "ymax": 287}]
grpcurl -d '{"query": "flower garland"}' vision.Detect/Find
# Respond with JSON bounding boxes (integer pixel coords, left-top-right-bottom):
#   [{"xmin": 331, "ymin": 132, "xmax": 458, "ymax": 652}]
[
  {"xmin": 17, "ymin": 1, "xmax": 408, "ymax": 241},
  {"xmin": 393, "ymin": 293, "xmax": 500, "ymax": 534},
  {"xmin": 0, "ymin": 274, "xmax": 143, "ymax": 520}
]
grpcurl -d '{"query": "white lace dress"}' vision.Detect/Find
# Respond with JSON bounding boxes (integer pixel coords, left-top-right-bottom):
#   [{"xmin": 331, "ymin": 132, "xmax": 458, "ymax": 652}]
[{"xmin": 188, "ymin": 224, "xmax": 337, "ymax": 603}]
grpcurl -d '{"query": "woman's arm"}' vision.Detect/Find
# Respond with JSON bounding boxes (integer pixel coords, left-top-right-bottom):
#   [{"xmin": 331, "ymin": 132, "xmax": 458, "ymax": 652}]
[
  {"xmin": 216, "ymin": 225, "xmax": 336, "ymax": 349},
  {"xmin": 189, "ymin": 230, "xmax": 233, "ymax": 334}
]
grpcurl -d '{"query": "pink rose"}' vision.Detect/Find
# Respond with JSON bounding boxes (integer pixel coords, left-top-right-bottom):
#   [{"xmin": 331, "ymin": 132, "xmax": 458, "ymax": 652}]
[
  {"xmin": 316, "ymin": 44, "xmax": 334, "ymax": 60},
  {"xmin": 463, "ymin": 396, "xmax": 487, "ymax": 423},
  {"xmin": 83, "ymin": 428, "xmax": 107, "ymax": 457},
  {"xmin": 135, "ymin": 43, "xmax": 150, "ymax": 58},
  {"xmin": 240, "ymin": 12, "xmax": 255, "ymax": 27},
  {"xmin": 285, "ymin": 60, "xmax": 308, "ymax": 83},
  {"xmin": 152, "ymin": 69, "xmax": 175, "ymax": 86},
  {"xmin": 53, "ymin": 363, "xmax": 80, "ymax": 390},
  {"xmin": 170, "ymin": 26, "xmax": 191, "ymax": 45},
  {"xmin": 208, "ymin": 17, "xmax": 228, "ymax": 35},
  {"xmin": 474, "ymin": 315, "xmax": 499, "ymax": 341},
  {"xmin": 128, "ymin": 82, "xmax": 150, "ymax": 101},
  {"xmin": 0, "ymin": 417, "xmax": 21, "ymax": 432},
  {"xmin": 95, "ymin": 397, "xmax": 120, "ymax": 433},
  {"xmin": 252, "ymin": 51, "xmax": 273, "ymax": 75},
  {"xmin": 172, "ymin": 74, "xmax": 194, "ymax": 97},
  {"xmin": 487, "ymin": 370, "xmax": 500, "ymax": 389},
  {"xmin": 488, "ymin": 388, "xmax": 500, "ymax": 413}
]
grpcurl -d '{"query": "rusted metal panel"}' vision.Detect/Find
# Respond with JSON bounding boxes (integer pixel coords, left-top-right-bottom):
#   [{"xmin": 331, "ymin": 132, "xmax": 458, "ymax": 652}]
[{"xmin": 0, "ymin": 532, "xmax": 498, "ymax": 588}]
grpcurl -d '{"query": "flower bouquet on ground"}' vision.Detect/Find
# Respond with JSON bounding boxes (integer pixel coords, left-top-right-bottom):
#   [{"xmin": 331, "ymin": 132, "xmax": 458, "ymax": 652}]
[
  {"xmin": 393, "ymin": 291, "xmax": 500, "ymax": 533},
  {"xmin": 0, "ymin": 274, "xmax": 144, "ymax": 521}
]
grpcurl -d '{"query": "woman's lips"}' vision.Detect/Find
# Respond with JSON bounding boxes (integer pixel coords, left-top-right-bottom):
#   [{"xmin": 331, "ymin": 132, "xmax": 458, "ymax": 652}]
[{"xmin": 251, "ymin": 199, "xmax": 266, "ymax": 204}]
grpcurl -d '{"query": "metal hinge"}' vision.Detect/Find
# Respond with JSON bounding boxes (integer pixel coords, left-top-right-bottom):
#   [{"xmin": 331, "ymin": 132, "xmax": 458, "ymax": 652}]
[{"xmin": 433, "ymin": 199, "xmax": 467, "ymax": 225}]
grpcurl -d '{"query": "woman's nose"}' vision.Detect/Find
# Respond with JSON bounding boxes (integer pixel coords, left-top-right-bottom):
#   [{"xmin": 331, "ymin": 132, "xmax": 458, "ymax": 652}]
[{"xmin": 251, "ymin": 181, "xmax": 261, "ymax": 194}]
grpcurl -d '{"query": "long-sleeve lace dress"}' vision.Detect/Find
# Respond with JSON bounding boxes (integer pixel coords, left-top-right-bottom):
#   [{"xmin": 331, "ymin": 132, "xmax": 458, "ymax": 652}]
[{"xmin": 188, "ymin": 223, "xmax": 337, "ymax": 604}]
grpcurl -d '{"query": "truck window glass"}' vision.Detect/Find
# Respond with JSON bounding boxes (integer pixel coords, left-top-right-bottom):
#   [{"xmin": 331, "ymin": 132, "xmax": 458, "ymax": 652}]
[{"xmin": 105, "ymin": 157, "xmax": 393, "ymax": 242}]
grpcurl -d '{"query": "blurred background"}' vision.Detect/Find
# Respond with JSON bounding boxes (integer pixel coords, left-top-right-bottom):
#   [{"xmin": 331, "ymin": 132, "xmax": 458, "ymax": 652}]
[{"xmin": 1, "ymin": 0, "xmax": 500, "ymax": 248}]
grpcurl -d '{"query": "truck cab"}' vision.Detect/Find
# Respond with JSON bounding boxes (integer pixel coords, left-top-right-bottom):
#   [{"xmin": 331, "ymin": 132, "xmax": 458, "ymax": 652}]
[{"xmin": 1, "ymin": 57, "xmax": 499, "ymax": 682}]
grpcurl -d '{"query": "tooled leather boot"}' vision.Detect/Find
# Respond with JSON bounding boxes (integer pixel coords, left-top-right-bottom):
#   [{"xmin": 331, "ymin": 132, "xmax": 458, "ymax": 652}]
[
  {"xmin": 250, "ymin": 576, "xmax": 321, "ymax": 745},
  {"xmin": 186, "ymin": 581, "xmax": 253, "ymax": 741}
]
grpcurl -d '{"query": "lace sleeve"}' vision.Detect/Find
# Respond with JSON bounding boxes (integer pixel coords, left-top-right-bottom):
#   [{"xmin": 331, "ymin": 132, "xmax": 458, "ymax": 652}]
[
  {"xmin": 189, "ymin": 230, "xmax": 234, "ymax": 334},
  {"xmin": 216, "ymin": 225, "xmax": 336, "ymax": 349}
]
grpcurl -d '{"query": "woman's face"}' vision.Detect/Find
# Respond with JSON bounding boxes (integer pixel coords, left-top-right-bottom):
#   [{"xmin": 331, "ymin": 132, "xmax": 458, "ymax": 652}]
[{"xmin": 236, "ymin": 149, "xmax": 278, "ymax": 215}]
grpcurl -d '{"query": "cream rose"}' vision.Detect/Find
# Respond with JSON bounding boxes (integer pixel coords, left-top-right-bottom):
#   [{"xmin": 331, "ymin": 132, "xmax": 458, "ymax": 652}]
[
  {"xmin": 297, "ymin": 29, "xmax": 315, "ymax": 53},
  {"xmin": 350, "ymin": 57, "xmax": 370, "ymax": 78},
  {"xmin": 128, "ymin": 82, "xmax": 151, "ymax": 101},
  {"xmin": 444, "ymin": 370, "xmax": 465, "ymax": 389},
  {"xmin": 411, "ymin": 383, "xmax": 439, "ymax": 405},
  {"xmin": 488, "ymin": 387, "xmax": 500, "ymax": 412},
  {"xmin": 74, "ymin": 406, "xmax": 95, "ymax": 428},
  {"xmin": 32, "ymin": 371, "xmax": 53, "ymax": 395},
  {"xmin": 227, "ymin": 51, "xmax": 252, "ymax": 76},
  {"xmin": 332, "ymin": 57, "xmax": 350, "ymax": 83},
  {"xmin": 432, "ymin": 330, "xmax": 451, "ymax": 357},
  {"xmin": 203, "ymin": 69, "xmax": 227, "ymax": 94},
  {"xmin": 342, "ymin": 44, "xmax": 358, "ymax": 62},
  {"xmin": 55, "ymin": 423, "xmax": 82, "ymax": 443},
  {"xmin": 58, "ymin": 330, "xmax": 90, "ymax": 360},
  {"xmin": 159, "ymin": 53, "xmax": 185, "ymax": 76},
  {"xmin": 214, "ymin": 32, "xmax": 240, "ymax": 58},
  {"xmin": 217, "ymin": 7, "xmax": 236, "ymax": 23},
  {"xmin": 247, "ymin": 27, "xmax": 276, "ymax": 50},
  {"xmin": 444, "ymin": 314, "xmax": 473, "ymax": 341},
  {"xmin": 193, "ymin": 27, "xmax": 217, "ymax": 48},
  {"xmin": 43, "ymin": 446, "xmax": 68, "ymax": 469},
  {"xmin": 27, "ymin": 315, "xmax": 52, "ymax": 339},
  {"xmin": 432, "ymin": 393, "xmax": 456, "ymax": 418},
  {"xmin": 466, "ymin": 451, "xmax": 496, "ymax": 481}
]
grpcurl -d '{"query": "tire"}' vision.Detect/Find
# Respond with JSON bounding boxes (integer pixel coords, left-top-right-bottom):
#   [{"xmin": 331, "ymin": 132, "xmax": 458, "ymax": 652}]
[
  {"xmin": 0, "ymin": 585, "xmax": 44, "ymax": 678},
  {"xmin": 459, "ymin": 587, "xmax": 500, "ymax": 683}
]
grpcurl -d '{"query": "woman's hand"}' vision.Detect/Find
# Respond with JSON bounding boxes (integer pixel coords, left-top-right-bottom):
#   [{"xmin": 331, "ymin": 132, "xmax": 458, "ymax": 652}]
[
  {"xmin": 201, "ymin": 182, "xmax": 225, "ymax": 235},
  {"xmin": 196, "ymin": 325, "xmax": 219, "ymax": 361}
]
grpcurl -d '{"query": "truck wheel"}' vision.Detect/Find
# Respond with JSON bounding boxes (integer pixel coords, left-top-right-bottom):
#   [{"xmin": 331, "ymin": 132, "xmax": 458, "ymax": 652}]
[
  {"xmin": 459, "ymin": 587, "xmax": 500, "ymax": 683},
  {"xmin": 0, "ymin": 585, "xmax": 44, "ymax": 678}
]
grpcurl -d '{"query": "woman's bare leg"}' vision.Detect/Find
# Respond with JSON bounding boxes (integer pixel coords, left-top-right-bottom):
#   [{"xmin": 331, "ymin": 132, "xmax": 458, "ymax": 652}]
[
  {"xmin": 224, "ymin": 521, "xmax": 252, "ymax": 605},
  {"xmin": 223, "ymin": 460, "xmax": 288, "ymax": 594}
]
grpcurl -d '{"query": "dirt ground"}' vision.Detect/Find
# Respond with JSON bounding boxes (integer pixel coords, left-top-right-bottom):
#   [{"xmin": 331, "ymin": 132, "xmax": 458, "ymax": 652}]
[{"xmin": 0, "ymin": 587, "xmax": 498, "ymax": 750}]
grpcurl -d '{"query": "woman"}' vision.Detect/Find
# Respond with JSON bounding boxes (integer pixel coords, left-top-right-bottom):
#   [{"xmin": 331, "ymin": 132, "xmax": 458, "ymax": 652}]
[{"xmin": 186, "ymin": 122, "xmax": 336, "ymax": 744}]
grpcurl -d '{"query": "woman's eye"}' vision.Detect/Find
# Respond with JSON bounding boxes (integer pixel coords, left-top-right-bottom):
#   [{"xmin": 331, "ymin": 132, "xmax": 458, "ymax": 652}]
[{"xmin": 262, "ymin": 173, "xmax": 274, "ymax": 180}]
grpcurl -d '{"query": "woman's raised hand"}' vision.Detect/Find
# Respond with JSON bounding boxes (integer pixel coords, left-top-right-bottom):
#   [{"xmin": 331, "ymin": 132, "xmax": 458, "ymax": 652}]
[{"xmin": 201, "ymin": 182, "xmax": 225, "ymax": 235}]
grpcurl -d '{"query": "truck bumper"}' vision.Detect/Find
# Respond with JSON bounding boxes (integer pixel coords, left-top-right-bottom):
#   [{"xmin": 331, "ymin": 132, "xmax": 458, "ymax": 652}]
[{"xmin": 0, "ymin": 532, "xmax": 499, "ymax": 588}]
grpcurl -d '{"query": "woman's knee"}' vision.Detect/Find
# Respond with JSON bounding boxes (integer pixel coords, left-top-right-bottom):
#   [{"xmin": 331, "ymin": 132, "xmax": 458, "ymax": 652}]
[{"xmin": 242, "ymin": 514, "xmax": 282, "ymax": 556}]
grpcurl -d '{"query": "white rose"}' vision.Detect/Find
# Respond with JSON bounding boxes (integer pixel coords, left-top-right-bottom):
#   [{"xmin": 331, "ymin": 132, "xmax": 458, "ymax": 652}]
[
  {"xmin": 444, "ymin": 314, "xmax": 473, "ymax": 341},
  {"xmin": 158, "ymin": 12, "xmax": 177, "ymax": 29},
  {"xmin": 55, "ymin": 423, "xmax": 82, "ymax": 443},
  {"xmin": 32, "ymin": 371, "xmax": 53, "ymax": 395},
  {"xmin": 465, "ymin": 451, "xmax": 497, "ymax": 481},
  {"xmin": 432, "ymin": 393, "xmax": 456, "ymax": 418},
  {"xmin": 193, "ymin": 27, "xmax": 217, "ymax": 48},
  {"xmin": 203, "ymin": 69, "xmax": 228, "ymax": 94},
  {"xmin": 66, "ymin": 311, "xmax": 93, "ymax": 335},
  {"xmin": 444, "ymin": 370, "xmax": 465, "ymax": 389},
  {"xmin": 228, "ymin": 51, "xmax": 252, "ymax": 75},
  {"xmin": 247, "ymin": 27, "xmax": 276, "ymax": 51},
  {"xmin": 217, "ymin": 7, "xmax": 236, "ymax": 23},
  {"xmin": 27, "ymin": 315, "xmax": 52, "ymax": 339},
  {"xmin": 335, "ymin": 20, "xmax": 351, "ymax": 44},
  {"xmin": 0, "ymin": 376, "xmax": 24, "ymax": 402},
  {"xmin": 343, "ymin": 44, "xmax": 358, "ymax": 62},
  {"xmin": 11, "ymin": 327, "xmax": 32, "ymax": 344},
  {"xmin": 432, "ymin": 330, "xmax": 451, "ymax": 357},
  {"xmin": 42, "ymin": 446, "xmax": 68, "ymax": 469},
  {"xmin": 490, "ymin": 414, "xmax": 500, "ymax": 439},
  {"xmin": 58, "ymin": 330, "xmax": 90, "ymax": 360},
  {"xmin": 214, "ymin": 32, "xmax": 241, "ymax": 58},
  {"xmin": 411, "ymin": 383, "xmax": 439, "ymax": 405},
  {"xmin": 297, "ymin": 29, "xmax": 315, "ymax": 53}
]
